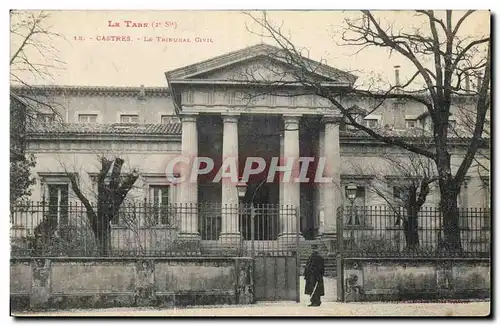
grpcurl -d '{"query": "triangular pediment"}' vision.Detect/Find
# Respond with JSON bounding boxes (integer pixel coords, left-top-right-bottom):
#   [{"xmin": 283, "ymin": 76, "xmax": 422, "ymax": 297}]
[{"xmin": 165, "ymin": 43, "xmax": 357, "ymax": 85}]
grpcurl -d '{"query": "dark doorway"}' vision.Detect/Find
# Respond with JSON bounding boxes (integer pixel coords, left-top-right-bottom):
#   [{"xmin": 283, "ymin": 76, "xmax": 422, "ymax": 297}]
[{"xmin": 239, "ymin": 115, "xmax": 281, "ymax": 240}]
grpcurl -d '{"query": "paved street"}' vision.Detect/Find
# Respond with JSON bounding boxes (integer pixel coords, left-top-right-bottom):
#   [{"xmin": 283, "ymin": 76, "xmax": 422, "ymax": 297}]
[
  {"xmin": 13, "ymin": 301, "xmax": 490, "ymax": 317},
  {"xmin": 12, "ymin": 278, "xmax": 490, "ymax": 317}
]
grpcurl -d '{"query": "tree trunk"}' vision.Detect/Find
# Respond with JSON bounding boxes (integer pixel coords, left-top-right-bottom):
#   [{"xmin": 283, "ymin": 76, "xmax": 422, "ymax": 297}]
[
  {"xmin": 439, "ymin": 183, "xmax": 462, "ymax": 255},
  {"xmin": 93, "ymin": 215, "xmax": 112, "ymax": 256},
  {"xmin": 403, "ymin": 187, "xmax": 420, "ymax": 250},
  {"xmin": 405, "ymin": 206, "xmax": 419, "ymax": 250},
  {"xmin": 435, "ymin": 136, "xmax": 463, "ymax": 255}
]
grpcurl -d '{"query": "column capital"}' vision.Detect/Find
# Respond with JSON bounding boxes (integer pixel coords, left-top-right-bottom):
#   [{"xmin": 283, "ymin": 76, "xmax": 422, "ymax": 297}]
[
  {"xmin": 181, "ymin": 114, "xmax": 198, "ymax": 123},
  {"xmin": 221, "ymin": 114, "xmax": 239, "ymax": 123},
  {"xmin": 322, "ymin": 114, "xmax": 343, "ymax": 125},
  {"xmin": 283, "ymin": 114, "xmax": 302, "ymax": 124}
]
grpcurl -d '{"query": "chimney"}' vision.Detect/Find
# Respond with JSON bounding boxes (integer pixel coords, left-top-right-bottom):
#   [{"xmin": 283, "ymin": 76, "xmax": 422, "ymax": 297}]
[
  {"xmin": 392, "ymin": 65, "xmax": 405, "ymax": 128},
  {"xmin": 394, "ymin": 65, "xmax": 401, "ymax": 88},
  {"xmin": 138, "ymin": 84, "xmax": 146, "ymax": 100},
  {"xmin": 138, "ymin": 84, "xmax": 146, "ymax": 123},
  {"xmin": 465, "ymin": 73, "xmax": 470, "ymax": 92}
]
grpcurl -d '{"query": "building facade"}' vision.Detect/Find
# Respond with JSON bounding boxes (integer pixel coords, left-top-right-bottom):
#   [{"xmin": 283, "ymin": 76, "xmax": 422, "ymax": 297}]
[{"xmin": 12, "ymin": 44, "xmax": 490, "ymax": 248}]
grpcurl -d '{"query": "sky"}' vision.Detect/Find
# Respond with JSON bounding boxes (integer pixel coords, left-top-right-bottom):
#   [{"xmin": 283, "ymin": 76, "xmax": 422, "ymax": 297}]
[{"xmin": 10, "ymin": 10, "xmax": 490, "ymax": 88}]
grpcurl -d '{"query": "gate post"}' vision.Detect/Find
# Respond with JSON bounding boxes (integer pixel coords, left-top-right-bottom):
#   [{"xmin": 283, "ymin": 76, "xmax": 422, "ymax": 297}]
[
  {"xmin": 336, "ymin": 206, "xmax": 345, "ymax": 302},
  {"xmin": 295, "ymin": 205, "xmax": 300, "ymax": 303},
  {"xmin": 251, "ymin": 205, "xmax": 256, "ymax": 303}
]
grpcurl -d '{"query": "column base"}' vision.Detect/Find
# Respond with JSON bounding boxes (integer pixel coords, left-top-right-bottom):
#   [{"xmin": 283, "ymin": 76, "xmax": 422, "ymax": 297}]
[
  {"xmin": 219, "ymin": 232, "xmax": 242, "ymax": 244},
  {"xmin": 216, "ymin": 233, "xmax": 243, "ymax": 256},
  {"xmin": 277, "ymin": 232, "xmax": 305, "ymax": 250},
  {"xmin": 173, "ymin": 233, "xmax": 201, "ymax": 255},
  {"xmin": 320, "ymin": 232, "xmax": 337, "ymax": 256}
]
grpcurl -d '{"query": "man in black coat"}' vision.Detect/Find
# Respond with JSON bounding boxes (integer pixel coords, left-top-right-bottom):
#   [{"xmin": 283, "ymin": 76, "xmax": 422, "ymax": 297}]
[{"xmin": 304, "ymin": 244, "xmax": 325, "ymax": 306}]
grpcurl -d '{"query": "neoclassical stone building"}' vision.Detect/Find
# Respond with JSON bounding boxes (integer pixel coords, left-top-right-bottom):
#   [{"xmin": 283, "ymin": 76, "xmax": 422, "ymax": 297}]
[{"xmin": 13, "ymin": 44, "xmax": 490, "ymax": 247}]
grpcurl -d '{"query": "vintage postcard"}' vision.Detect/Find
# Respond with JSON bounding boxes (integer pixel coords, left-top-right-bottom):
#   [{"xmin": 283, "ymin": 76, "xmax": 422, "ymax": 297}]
[{"xmin": 9, "ymin": 9, "xmax": 491, "ymax": 317}]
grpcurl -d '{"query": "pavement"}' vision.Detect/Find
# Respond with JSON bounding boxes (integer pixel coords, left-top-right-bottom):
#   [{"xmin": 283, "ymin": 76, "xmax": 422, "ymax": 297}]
[
  {"xmin": 12, "ymin": 278, "xmax": 490, "ymax": 317},
  {"xmin": 12, "ymin": 301, "xmax": 491, "ymax": 317}
]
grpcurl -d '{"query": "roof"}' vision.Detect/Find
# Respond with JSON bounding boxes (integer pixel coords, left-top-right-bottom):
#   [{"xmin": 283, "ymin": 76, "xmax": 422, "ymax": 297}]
[
  {"xmin": 11, "ymin": 85, "xmax": 170, "ymax": 97},
  {"xmin": 26, "ymin": 122, "xmax": 482, "ymax": 145},
  {"xmin": 339, "ymin": 126, "xmax": 483, "ymax": 144},
  {"xmin": 27, "ymin": 123, "xmax": 181, "ymax": 136},
  {"xmin": 165, "ymin": 43, "xmax": 358, "ymax": 85}
]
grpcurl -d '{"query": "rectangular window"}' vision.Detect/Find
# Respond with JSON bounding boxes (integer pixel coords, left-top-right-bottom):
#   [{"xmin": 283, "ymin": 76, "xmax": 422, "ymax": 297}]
[
  {"xmin": 78, "ymin": 114, "xmax": 98, "ymax": 123},
  {"xmin": 365, "ymin": 119, "xmax": 379, "ymax": 128},
  {"xmin": 482, "ymin": 177, "xmax": 490, "ymax": 209},
  {"xmin": 161, "ymin": 115, "xmax": 175, "ymax": 124},
  {"xmin": 39, "ymin": 113, "xmax": 56, "ymax": 123},
  {"xmin": 47, "ymin": 184, "xmax": 69, "ymax": 227},
  {"xmin": 120, "ymin": 114, "xmax": 139, "ymax": 123},
  {"xmin": 405, "ymin": 119, "xmax": 417, "ymax": 128},
  {"xmin": 149, "ymin": 185, "xmax": 170, "ymax": 225}
]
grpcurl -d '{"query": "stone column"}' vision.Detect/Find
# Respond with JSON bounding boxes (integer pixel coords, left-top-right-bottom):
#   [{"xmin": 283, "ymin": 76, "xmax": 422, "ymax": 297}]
[
  {"xmin": 177, "ymin": 114, "xmax": 200, "ymax": 246},
  {"xmin": 321, "ymin": 115, "xmax": 342, "ymax": 254},
  {"xmin": 219, "ymin": 114, "xmax": 242, "ymax": 245},
  {"xmin": 278, "ymin": 115, "xmax": 304, "ymax": 243}
]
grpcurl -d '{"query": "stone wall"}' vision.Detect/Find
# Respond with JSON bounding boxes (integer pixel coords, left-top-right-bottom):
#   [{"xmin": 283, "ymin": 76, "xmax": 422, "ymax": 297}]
[
  {"xmin": 10, "ymin": 257, "xmax": 253, "ymax": 311},
  {"xmin": 340, "ymin": 258, "xmax": 490, "ymax": 302}
]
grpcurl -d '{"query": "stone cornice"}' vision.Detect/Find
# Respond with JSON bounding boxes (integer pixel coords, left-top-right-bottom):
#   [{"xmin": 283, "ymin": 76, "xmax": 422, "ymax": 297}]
[
  {"xmin": 341, "ymin": 174, "xmax": 376, "ymax": 180},
  {"xmin": 27, "ymin": 138, "xmax": 181, "ymax": 153},
  {"xmin": 181, "ymin": 104, "xmax": 341, "ymax": 116},
  {"xmin": 322, "ymin": 114, "xmax": 343, "ymax": 124},
  {"xmin": 164, "ymin": 43, "xmax": 358, "ymax": 84},
  {"xmin": 339, "ymin": 134, "xmax": 488, "ymax": 148},
  {"xmin": 27, "ymin": 133, "xmax": 181, "ymax": 143},
  {"xmin": 10, "ymin": 85, "xmax": 171, "ymax": 98},
  {"xmin": 25, "ymin": 131, "xmax": 478, "ymax": 149},
  {"xmin": 169, "ymin": 79, "xmax": 350, "ymax": 88}
]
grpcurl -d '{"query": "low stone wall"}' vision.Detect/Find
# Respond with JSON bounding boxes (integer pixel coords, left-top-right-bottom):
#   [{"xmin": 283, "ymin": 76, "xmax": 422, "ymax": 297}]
[
  {"xmin": 10, "ymin": 257, "xmax": 253, "ymax": 311},
  {"xmin": 340, "ymin": 258, "xmax": 490, "ymax": 302}
]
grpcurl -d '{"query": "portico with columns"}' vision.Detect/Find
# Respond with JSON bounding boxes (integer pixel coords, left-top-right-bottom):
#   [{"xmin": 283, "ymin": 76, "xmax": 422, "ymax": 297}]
[{"xmin": 165, "ymin": 44, "xmax": 357, "ymax": 247}]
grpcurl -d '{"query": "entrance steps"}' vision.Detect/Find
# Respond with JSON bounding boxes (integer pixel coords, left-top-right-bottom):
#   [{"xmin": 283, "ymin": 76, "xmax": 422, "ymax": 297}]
[
  {"xmin": 298, "ymin": 239, "xmax": 337, "ymax": 277},
  {"xmin": 198, "ymin": 239, "xmax": 337, "ymax": 277}
]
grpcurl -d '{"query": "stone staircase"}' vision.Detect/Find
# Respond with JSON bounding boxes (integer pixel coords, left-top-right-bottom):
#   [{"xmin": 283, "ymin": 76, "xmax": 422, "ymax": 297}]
[{"xmin": 299, "ymin": 239, "xmax": 337, "ymax": 277}]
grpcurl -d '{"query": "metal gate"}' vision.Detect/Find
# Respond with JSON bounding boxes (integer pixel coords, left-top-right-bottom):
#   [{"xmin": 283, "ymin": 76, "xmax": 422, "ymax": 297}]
[{"xmin": 242, "ymin": 204, "xmax": 300, "ymax": 302}]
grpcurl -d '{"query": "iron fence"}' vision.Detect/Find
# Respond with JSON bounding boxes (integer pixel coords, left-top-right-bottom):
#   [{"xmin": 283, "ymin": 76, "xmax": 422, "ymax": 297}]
[
  {"xmin": 338, "ymin": 205, "xmax": 491, "ymax": 258},
  {"xmin": 10, "ymin": 201, "xmax": 298, "ymax": 257}
]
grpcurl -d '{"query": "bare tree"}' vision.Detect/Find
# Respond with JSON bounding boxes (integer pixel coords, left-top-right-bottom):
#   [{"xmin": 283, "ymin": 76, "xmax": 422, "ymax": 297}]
[
  {"xmin": 243, "ymin": 10, "xmax": 490, "ymax": 253},
  {"xmin": 351, "ymin": 144, "xmax": 438, "ymax": 250},
  {"xmin": 10, "ymin": 10, "xmax": 66, "ymax": 119},
  {"xmin": 68, "ymin": 157, "xmax": 139, "ymax": 256},
  {"xmin": 10, "ymin": 10, "xmax": 66, "ymax": 204}
]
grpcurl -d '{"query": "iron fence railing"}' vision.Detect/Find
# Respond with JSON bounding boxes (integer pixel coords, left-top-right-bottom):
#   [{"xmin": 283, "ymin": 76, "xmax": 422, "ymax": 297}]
[
  {"xmin": 10, "ymin": 201, "xmax": 298, "ymax": 257},
  {"xmin": 338, "ymin": 205, "xmax": 491, "ymax": 258}
]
